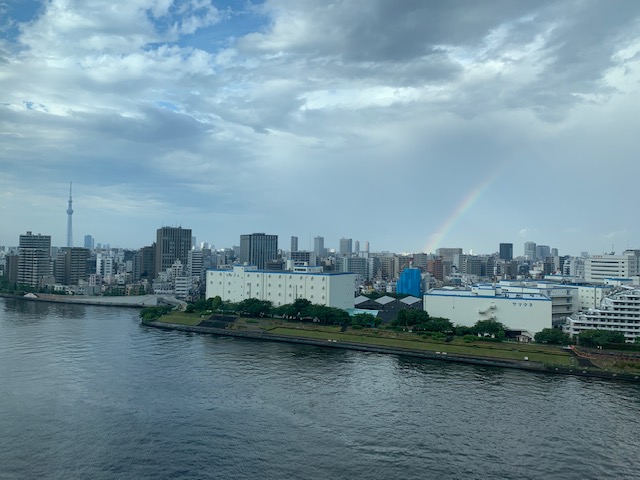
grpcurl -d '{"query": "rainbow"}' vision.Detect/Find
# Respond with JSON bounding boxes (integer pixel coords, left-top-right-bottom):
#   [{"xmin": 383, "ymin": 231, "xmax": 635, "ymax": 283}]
[{"xmin": 424, "ymin": 165, "xmax": 506, "ymax": 253}]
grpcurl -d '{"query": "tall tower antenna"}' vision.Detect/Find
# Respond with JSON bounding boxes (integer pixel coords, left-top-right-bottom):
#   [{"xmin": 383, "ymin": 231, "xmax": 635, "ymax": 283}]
[{"xmin": 66, "ymin": 182, "xmax": 74, "ymax": 248}]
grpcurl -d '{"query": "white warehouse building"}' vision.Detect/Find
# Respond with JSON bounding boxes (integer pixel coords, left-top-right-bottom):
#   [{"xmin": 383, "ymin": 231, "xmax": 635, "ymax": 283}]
[
  {"xmin": 206, "ymin": 265, "xmax": 356, "ymax": 310},
  {"xmin": 424, "ymin": 284, "xmax": 552, "ymax": 334}
]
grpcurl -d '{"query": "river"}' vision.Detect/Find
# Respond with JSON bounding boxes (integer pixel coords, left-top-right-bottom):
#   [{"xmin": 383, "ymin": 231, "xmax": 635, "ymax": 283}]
[{"xmin": 1, "ymin": 297, "xmax": 639, "ymax": 479}]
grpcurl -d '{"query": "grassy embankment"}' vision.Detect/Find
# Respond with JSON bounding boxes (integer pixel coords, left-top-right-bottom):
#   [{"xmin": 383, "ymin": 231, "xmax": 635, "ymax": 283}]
[{"xmin": 156, "ymin": 311, "xmax": 576, "ymax": 367}]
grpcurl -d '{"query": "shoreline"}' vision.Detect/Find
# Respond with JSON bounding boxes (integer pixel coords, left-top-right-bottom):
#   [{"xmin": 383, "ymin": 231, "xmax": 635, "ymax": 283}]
[
  {"xmin": 0, "ymin": 292, "xmax": 176, "ymax": 308},
  {"xmin": 141, "ymin": 319, "xmax": 640, "ymax": 383}
]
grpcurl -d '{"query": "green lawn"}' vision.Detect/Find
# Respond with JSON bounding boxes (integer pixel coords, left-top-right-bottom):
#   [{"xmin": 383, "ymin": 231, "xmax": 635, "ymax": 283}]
[
  {"xmin": 153, "ymin": 313, "xmax": 574, "ymax": 366},
  {"xmin": 268, "ymin": 327, "xmax": 575, "ymax": 366},
  {"xmin": 157, "ymin": 311, "xmax": 203, "ymax": 326}
]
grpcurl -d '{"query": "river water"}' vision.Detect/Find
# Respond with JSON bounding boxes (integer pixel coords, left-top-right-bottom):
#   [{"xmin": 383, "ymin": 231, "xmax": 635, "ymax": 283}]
[{"xmin": 1, "ymin": 297, "xmax": 639, "ymax": 479}]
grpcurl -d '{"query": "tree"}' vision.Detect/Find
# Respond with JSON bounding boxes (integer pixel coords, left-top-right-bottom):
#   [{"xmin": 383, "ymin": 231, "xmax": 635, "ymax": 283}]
[
  {"xmin": 351, "ymin": 313, "xmax": 379, "ymax": 328},
  {"xmin": 292, "ymin": 298, "xmax": 312, "ymax": 315},
  {"xmin": 392, "ymin": 309, "xmax": 430, "ymax": 327},
  {"xmin": 578, "ymin": 329, "xmax": 626, "ymax": 348},
  {"xmin": 535, "ymin": 328, "xmax": 570, "ymax": 345},
  {"xmin": 236, "ymin": 298, "xmax": 272, "ymax": 317},
  {"xmin": 472, "ymin": 319, "xmax": 506, "ymax": 336}
]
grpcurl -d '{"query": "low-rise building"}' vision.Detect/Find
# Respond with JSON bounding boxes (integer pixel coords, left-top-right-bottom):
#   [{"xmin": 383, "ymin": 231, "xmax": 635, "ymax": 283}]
[{"xmin": 424, "ymin": 284, "xmax": 552, "ymax": 334}]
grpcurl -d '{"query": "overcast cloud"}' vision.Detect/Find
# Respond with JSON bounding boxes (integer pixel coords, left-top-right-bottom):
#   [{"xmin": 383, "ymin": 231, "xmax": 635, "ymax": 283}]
[{"xmin": 1, "ymin": 0, "xmax": 639, "ymax": 256}]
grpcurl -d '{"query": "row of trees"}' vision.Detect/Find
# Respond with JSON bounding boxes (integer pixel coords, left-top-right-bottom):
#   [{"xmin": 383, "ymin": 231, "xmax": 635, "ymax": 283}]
[
  {"xmin": 187, "ymin": 297, "xmax": 357, "ymax": 326},
  {"xmin": 182, "ymin": 296, "xmax": 635, "ymax": 348}
]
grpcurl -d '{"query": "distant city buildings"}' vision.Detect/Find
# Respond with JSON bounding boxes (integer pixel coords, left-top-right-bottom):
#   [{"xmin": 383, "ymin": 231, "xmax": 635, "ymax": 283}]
[
  {"xmin": 499, "ymin": 243, "xmax": 513, "ymax": 261},
  {"xmin": 4, "ymin": 216, "xmax": 640, "ymax": 336},
  {"xmin": 524, "ymin": 241, "xmax": 536, "ymax": 261},
  {"xmin": 339, "ymin": 237, "xmax": 352, "ymax": 256},
  {"xmin": 84, "ymin": 235, "xmax": 94, "ymax": 250},
  {"xmin": 313, "ymin": 236, "xmax": 325, "ymax": 258},
  {"xmin": 239, "ymin": 233, "xmax": 278, "ymax": 270}
]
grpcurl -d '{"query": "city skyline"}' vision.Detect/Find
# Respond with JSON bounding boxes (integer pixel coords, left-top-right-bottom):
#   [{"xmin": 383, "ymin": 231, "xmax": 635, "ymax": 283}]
[{"xmin": 1, "ymin": 2, "xmax": 640, "ymax": 254}]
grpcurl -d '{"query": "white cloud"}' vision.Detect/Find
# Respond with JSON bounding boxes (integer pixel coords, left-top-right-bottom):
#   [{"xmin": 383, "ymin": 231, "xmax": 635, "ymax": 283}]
[{"xmin": 1, "ymin": 1, "xmax": 640, "ymax": 254}]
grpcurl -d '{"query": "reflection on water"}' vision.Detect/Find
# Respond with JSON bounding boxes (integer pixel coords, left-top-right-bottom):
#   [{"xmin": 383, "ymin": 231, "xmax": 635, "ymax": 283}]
[{"xmin": 1, "ymin": 297, "xmax": 639, "ymax": 480}]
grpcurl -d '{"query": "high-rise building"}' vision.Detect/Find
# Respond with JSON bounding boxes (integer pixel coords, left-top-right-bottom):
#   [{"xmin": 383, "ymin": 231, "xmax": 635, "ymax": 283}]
[
  {"xmin": 18, "ymin": 231, "xmax": 52, "ymax": 287},
  {"xmin": 339, "ymin": 237, "xmax": 352, "ymax": 256},
  {"xmin": 155, "ymin": 227, "xmax": 192, "ymax": 278},
  {"xmin": 499, "ymin": 243, "xmax": 513, "ymax": 261},
  {"xmin": 536, "ymin": 245, "xmax": 551, "ymax": 262},
  {"xmin": 354, "ymin": 240, "xmax": 360, "ymax": 254},
  {"xmin": 66, "ymin": 182, "xmax": 74, "ymax": 248},
  {"xmin": 84, "ymin": 235, "xmax": 94, "ymax": 250},
  {"xmin": 524, "ymin": 241, "xmax": 537, "ymax": 261},
  {"xmin": 54, "ymin": 247, "xmax": 90, "ymax": 285},
  {"xmin": 138, "ymin": 244, "xmax": 156, "ymax": 280},
  {"xmin": 239, "ymin": 233, "xmax": 278, "ymax": 270},
  {"xmin": 290, "ymin": 236, "xmax": 298, "ymax": 252},
  {"xmin": 313, "ymin": 236, "xmax": 325, "ymax": 257}
]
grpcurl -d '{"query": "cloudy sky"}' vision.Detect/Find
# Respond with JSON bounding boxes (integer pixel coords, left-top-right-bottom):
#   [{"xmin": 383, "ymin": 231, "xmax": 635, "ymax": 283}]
[{"xmin": 1, "ymin": 0, "xmax": 639, "ymax": 256}]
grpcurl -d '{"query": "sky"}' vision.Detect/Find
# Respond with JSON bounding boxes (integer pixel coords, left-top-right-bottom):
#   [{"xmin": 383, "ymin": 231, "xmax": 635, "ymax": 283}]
[{"xmin": 1, "ymin": 1, "xmax": 640, "ymax": 256}]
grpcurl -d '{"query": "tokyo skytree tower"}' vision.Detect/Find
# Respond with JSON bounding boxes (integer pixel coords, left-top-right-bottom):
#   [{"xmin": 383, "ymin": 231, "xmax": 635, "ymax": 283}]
[{"xmin": 66, "ymin": 182, "xmax": 73, "ymax": 248}]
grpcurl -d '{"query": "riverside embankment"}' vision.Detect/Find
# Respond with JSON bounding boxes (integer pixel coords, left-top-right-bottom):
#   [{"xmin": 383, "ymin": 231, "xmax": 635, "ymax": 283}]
[
  {"xmin": 141, "ymin": 319, "xmax": 640, "ymax": 383},
  {"xmin": 0, "ymin": 292, "xmax": 183, "ymax": 308}
]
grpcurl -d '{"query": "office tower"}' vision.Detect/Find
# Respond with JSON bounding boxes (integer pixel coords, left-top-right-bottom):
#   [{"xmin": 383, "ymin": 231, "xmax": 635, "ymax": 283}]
[
  {"xmin": 524, "ymin": 241, "xmax": 537, "ymax": 261},
  {"xmin": 239, "ymin": 233, "xmax": 278, "ymax": 270},
  {"xmin": 291, "ymin": 236, "xmax": 298, "ymax": 252},
  {"xmin": 354, "ymin": 240, "xmax": 360, "ymax": 254},
  {"xmin": 339, "ymin": 237, "xmax": 352, "ymax": 256},
  {"xmin": 138, "ymin": 244, "xmax": 156, "ymax": 279},
  {"xmin": 155, "ymin": 227, "xmax": 192, "ymax": 278},
  {"xmin": 499, "ymin": 243, "xmax": 513, "ymax": 261},
  {"xmin": 18, "ymin": 231, "xmax": 52, "ymax": 287},
  {"xmin": 66, "ymin": 182, "xmax": 74, "ymax": 248},
  {"xmin": 189, "ymin": 249, "xmax": 204, "ymax": 279},
  {"xmin": 364, "ymin": 241, "xmax": 370, "ymax": 253},
  {"xmin": 314, "ymin": 236, "xmax": 325, "ymax": 258},
  {"xmin": 536, "ymin": 245, "xmax": 551, "ymax": 262},
  {"xmin": 84, "ymin": 235, "xmax": 94, "ymax": 250}
]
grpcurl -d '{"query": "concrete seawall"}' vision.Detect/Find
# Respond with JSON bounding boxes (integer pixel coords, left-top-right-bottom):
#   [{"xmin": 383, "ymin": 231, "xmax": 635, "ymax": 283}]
[
  {"xmin": 141, "ymin": 320, "xmax": 640, "ymax": 383},
  {"xmin": 0, "ymin": 293, "xmax": 180, "ymax": 308}
]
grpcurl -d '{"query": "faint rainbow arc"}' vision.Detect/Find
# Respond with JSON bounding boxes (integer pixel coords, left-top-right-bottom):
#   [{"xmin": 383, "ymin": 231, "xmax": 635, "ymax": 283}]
[{"xmin": 424, "ymin": 166, "xmax": 506, "ymax": 253}]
